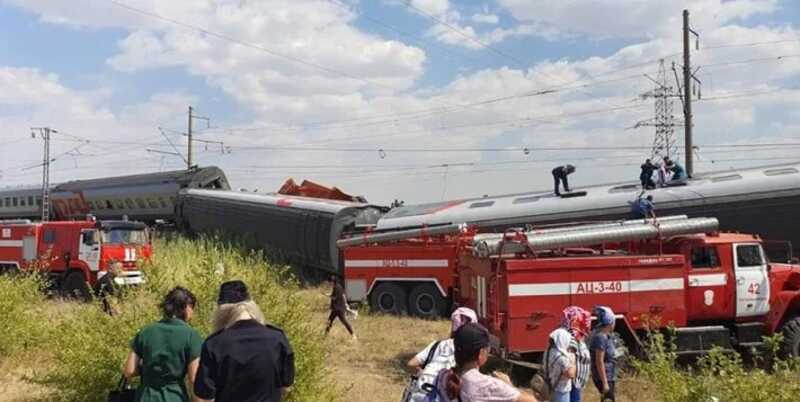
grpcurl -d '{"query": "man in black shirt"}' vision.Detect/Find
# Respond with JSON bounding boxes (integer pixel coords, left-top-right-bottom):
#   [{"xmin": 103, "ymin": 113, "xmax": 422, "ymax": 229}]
[
  {"xmin": 324, "ymin": 275, "xmax": 356, "ymax": 339},
  {"xmin": 195, "ymin": 281, "xmax": 295, "ymax": 402},
  {"xmin": 640, "ymin": 159, "xmax": 656, "ymax": 189},
  {"xmin": 552, "ymin": 164, "xmax": 576, "ymax": 196}
]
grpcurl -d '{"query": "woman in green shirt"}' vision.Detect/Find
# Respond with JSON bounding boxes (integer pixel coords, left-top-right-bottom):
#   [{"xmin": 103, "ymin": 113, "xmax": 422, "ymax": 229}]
[{"xmin": 123, "ymin": 287, "xmax": 204, "ymax": 402}]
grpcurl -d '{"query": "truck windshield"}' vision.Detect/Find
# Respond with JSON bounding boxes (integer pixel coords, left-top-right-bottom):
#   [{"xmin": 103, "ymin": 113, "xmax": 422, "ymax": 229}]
[{"xmin": 101, "ymin": 229, "xmax": 148, "ymax": 245}]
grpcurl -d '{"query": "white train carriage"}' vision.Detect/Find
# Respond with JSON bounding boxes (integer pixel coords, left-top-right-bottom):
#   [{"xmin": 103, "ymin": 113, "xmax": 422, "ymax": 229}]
[{"xmin": 376, "ymin": 162, "xmax": 800, "ymax": 256}]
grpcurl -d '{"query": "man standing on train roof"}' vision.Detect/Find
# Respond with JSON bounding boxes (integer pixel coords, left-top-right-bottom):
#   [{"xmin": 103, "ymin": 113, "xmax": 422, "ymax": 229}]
[{"xmin": 552, "ymin": 164, "xmax": 576, "ymax": 196}]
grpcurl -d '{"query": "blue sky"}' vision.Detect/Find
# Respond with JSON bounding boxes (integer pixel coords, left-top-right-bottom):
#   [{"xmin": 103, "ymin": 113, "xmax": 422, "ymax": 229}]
[{"xmin": 1, "ymin": 0, "xmax": 799, "ymax": 203}]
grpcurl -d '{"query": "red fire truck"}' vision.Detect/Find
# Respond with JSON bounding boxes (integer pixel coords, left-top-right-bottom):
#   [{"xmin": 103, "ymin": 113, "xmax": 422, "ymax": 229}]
[
  {"xmin": 342, "ymin": 216, "xmax": 800, "ymax": 361},
  {"xmin": 0, "ymin": 218, "xmax": 151, "ymax": 300}
]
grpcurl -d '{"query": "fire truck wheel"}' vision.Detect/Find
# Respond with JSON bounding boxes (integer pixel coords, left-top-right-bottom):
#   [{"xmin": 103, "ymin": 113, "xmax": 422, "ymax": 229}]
[
  {"xmin": 369, "ymin": 283, "xmax": 407, "ymax": 315},
  {"xmin": 61, "ymin": 271, "xmax": 93, "ymax": 302},
  {"xmin": 780, "ymin": 317, "xmax": 800, "ymax": 358},
  {"xmin": 408, "ymin": 284, "xmax": 446, "ymax": 318}
]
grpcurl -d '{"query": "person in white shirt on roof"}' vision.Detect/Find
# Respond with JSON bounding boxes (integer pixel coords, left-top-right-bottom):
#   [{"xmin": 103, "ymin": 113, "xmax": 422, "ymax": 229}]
[{"xmin": 404, "ymin": 307, "xmax": 478, "ymax": 402}]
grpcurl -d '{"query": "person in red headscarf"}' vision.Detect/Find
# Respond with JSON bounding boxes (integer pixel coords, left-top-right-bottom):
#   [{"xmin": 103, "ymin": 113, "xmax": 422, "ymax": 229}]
[{"xmin": 546, "ymin": 306, "xmax": 591, "ymax": 402}]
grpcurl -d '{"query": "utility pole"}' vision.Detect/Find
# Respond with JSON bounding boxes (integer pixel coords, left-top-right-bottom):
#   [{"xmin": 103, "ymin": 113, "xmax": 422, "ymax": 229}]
[
  {"xmin": 31, "ymin": 127, "xmax": 54, "ymax": 221},
  {"xmin": 187, "ymin": 106, "xmax": 193, "ymax": 169},
  {"xmin": 187, "ymin": 106, "xmax": 210, "ymax": 170},
  {"xmin": 682, "ymin": 9, "xmax": 700, "ymax": 177}
]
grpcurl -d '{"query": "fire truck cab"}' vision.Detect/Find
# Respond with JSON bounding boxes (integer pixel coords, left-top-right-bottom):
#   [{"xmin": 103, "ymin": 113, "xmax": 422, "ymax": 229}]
[
  {"xmin": 0, "ymin": 218, "xmax": 151, "ymax": 300},
  {"xmin": 457, "ymin": 231, "xmax": 800, "ymax": 362}
]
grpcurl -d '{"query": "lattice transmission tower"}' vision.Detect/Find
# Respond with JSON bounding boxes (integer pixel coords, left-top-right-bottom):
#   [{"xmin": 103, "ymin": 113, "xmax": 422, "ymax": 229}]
[{"xmin": 634, "ymin": 59, "xmax": 682, "ymax": 161}]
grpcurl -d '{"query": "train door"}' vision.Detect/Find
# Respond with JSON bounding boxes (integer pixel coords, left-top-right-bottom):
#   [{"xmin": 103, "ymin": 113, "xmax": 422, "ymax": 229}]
[{"xmin": 733, "ymin": 243, "xmax": 770, "ymax": 318}]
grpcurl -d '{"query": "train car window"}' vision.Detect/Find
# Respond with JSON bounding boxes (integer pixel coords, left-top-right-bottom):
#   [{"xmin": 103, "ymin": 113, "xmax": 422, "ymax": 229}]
[
  {"xmin": 158, "ymin": 197, "xmax": 168, "ymax": 208},
  {"xmin": 513, "ymin": 196, "xmax": 540, "ymax": 204},
  {"xmin": 3, "ymin": 198, "xmax": 9, "ymax": 207},
  {"xmin": 710, "ymin": 174, "xmax": 742, "ymax": 183},
  {"xmin": 28, "ymin": 196, "xmax": 34, "ymax": 205},
  {"xmin": 36, "ymin": 198, "xmax": 41, "ymax": 207},
  {"xmin": 737, "ymin": 244, "xmax": 764, "ymax": 267},
  {"xmin": 469, "ymin": 201, "xmax": 495, "ymax": 208},
  {"xmin": 86, "ymin": 201, "xmax": 95, "ymax": 209},
  {"xmin": 691, "ymin": 247, "xmax": 720, "ymax": 269},
  {"xmin": 764, "ymin": 168, "xmax": 798, "ymax": 176},
  {"xmin": 147, "ymin": 198, "xmax": 159, "ymax": 209},
  {"xmin": 135, "ymin": 198, "xmax": 147, "ymax": 209},
  {"xmin": 609, "ymin": 184, "xmax": 640, "ymax": 193},
  {"xmin": 19, "ymin": 197, "xmax": 26, "ymax": 207},
  {"xmin": 125, "ymin": 199, "xmax": 136, "ymax": 209},
  {"xmin": 105, "ymin": 200, "xmax": 114, "ymax": 210},
  {"xmin": 170, "ymin": 196, "xmax": 177, "ymax": 205},
  {"xmin": 113, "ymin": 199, "xmax": 125, "ymax": 210},
  {"xmin": 12, "ymin": 197, "xmax": 18, "ymax": 207},
  {"xmin": 43, "ymin": 229, "xmax": 55, "ymax": 243}
]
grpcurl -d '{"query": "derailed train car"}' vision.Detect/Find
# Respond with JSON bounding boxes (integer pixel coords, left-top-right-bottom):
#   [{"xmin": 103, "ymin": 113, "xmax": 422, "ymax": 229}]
[
  {"xmin": 0, "ymin": 166, "xmax": 230, "ymax": 222},
  {"xmin": 176, "ymin": 189, "xmax": 385, "ymax": 276}
]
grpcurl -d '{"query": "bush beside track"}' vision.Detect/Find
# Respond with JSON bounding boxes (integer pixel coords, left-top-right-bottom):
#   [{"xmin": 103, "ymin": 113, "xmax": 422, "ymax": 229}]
[{"xmin": 0, "ymin": 236, "xmax": 336, "ymax": 402}]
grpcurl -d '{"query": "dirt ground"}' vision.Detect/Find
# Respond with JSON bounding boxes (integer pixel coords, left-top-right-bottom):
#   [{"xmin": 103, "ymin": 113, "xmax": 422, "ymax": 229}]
[{"xmin": 0, "ymin": 288, "xmax": 655, "ymax": 402}]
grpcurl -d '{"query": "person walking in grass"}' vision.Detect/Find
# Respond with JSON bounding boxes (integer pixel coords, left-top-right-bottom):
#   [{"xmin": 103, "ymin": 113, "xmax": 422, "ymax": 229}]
[
  {"xmin": 123, "ymin": 287, "xmax": 202, "ymax": 402},
  {"xmin": 194, "ymin": 280, "xmax": 295, "ymax": 402},
  {"xmin": 324, "ymin": 275, "xmax": 356, "ymax": 340},
  {"xmin": 403, "ymin": 307, "xmax": 477, "ymax": 402}
]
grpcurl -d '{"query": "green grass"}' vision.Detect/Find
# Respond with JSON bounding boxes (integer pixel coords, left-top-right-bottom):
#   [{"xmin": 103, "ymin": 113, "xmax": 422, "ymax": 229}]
[{"xmin": 1, "ymin": 236, "xmax": 336, "ymax": 402}]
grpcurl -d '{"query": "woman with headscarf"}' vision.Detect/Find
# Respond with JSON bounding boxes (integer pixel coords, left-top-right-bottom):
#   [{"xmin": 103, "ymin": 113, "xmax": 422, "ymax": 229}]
[
  {"xmin": 404, "ymin": 307, "xmax": 477, "ymax": 402},
  {"xmin": 545, "ymin": 328, "xmax": 576, "ymax": 402},
  {"xmin": 560, "ymin": 306, "xmax": 592, "ymax": 402}
]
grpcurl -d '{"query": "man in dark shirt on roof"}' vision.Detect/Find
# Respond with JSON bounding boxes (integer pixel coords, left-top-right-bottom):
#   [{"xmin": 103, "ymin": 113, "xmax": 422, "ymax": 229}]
[
  {"xmin": 552, "ymin": 164, "xmax": 576, "ymax": 196},
  {"xmin": 194, "ymin": 281, "xmax": 295, "ymax": 402}
]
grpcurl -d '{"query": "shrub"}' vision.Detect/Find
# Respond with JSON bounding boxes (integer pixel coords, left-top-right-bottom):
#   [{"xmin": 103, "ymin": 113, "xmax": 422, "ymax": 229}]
[
  {"xmin": 32, "ymin": 236, "xmax": 336, "ymax": 402},
  {"xmin": 633, "ymin": 330, "xmax": 800, "ymax": 402},
  {"xmin": 0, "ymin": 273, "xmax": 49, "ymax": 356}
]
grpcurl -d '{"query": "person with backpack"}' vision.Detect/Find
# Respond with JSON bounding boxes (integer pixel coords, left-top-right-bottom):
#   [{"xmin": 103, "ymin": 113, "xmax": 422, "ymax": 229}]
[
  {"xmin": 431, "ymin": 323, "xmax": 537, "ymax": 402},
  {"xmin": 590, "ymin": 306, "xmax": 617, "ymax": 402},
  {"xmin": 403, "ymin": 307, "xmax": 477, "ymax": 402}
]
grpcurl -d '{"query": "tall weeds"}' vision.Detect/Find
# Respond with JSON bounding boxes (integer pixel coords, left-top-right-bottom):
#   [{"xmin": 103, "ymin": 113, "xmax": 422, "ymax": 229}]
[{"xmin": 2, "ymin": 236, "xmax": 335, "ymax": 402}]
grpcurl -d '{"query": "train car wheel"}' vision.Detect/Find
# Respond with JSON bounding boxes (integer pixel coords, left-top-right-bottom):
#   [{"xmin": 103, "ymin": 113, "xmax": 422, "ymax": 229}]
[
  {"xmin": 61, "ymin": 271, "xmax": 93, "ymax": 303},
  {"xmin": 408, "ymin": 283, "xmax": 446, "ymax": 318},
  {"xmin": 369, "ymin": 283, "xmax": 407, "ymax": 315}
]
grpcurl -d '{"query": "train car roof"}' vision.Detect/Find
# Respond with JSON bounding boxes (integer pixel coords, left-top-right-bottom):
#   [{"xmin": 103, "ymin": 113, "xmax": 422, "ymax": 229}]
[
  {"xmin": 55, "ymin": 166, "xmax": 228, "ymax": 191},
  {"xmin": 377, "ymin": 161, "xmax": 800, "ymax": 230},
  {"xmin": 181, "ymin": 188, "xmax": 384, "ymax": 215}
]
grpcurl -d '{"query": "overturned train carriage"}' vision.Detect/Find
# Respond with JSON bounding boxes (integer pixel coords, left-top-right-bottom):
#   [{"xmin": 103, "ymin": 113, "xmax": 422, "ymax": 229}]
[{"xmin": 177, "ymin": 189, "xmax": 384, "ymax": 277}]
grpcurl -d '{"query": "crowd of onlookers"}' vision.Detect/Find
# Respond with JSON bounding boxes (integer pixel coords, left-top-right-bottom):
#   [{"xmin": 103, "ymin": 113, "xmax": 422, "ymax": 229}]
[
  {"xmin": 120, "ymin": 280, "xmax": 617, "ymax": 402},
  {"xmin": 403, "ymin": 305, "xmax": 619, "ymax": 402}
]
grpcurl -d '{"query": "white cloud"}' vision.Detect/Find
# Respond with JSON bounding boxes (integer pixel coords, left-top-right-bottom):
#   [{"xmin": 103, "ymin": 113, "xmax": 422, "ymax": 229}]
[
  {"xmin": 471, "ymin": 12, "xmax": 499, "ymax": 25},
  {"xmin": 496, "ymin": 0, "xmax": 780, "ymax": 40}
]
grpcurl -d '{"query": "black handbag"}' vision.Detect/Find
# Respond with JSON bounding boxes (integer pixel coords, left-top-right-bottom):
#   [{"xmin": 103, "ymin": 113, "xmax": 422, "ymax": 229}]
[{"xmin": 107, "ymin": 376, "xmax": 136, "ymax": 402}]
